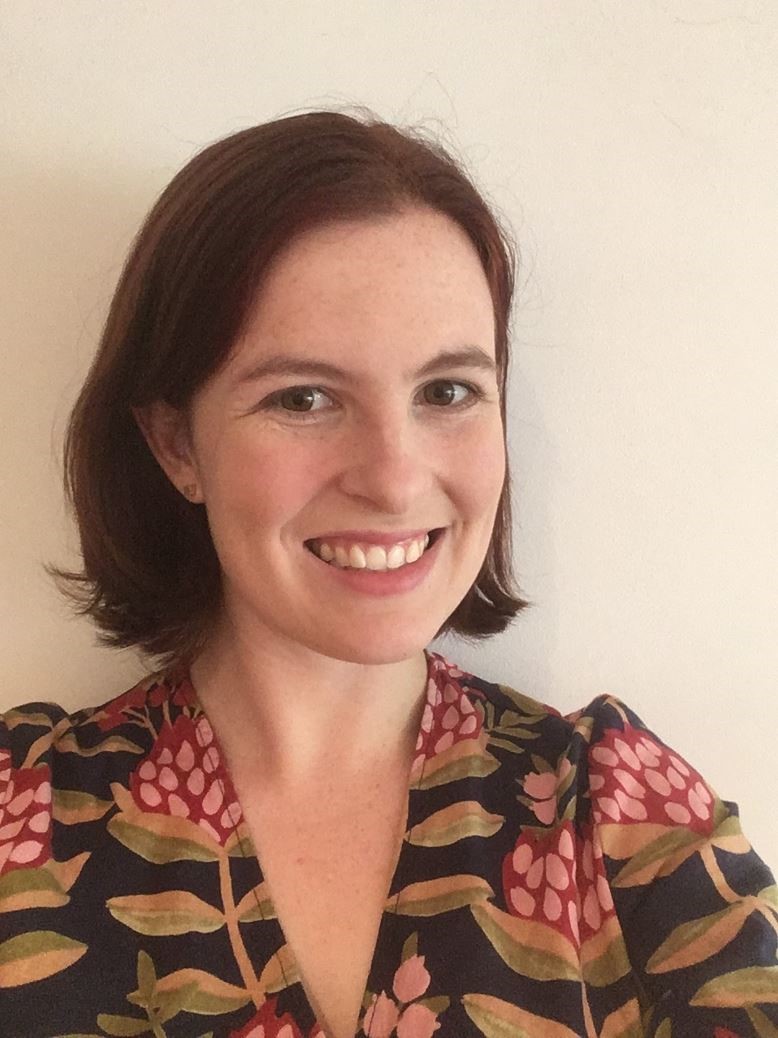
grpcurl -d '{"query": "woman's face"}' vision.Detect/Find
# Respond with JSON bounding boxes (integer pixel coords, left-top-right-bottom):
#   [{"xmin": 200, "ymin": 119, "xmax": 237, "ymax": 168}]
[{"xmin": 174, "ymin": 207, "xmax": 505, "ymax": 664}]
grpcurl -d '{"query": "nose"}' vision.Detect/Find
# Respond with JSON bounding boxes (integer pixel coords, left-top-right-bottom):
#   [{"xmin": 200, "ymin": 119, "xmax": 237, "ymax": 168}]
[{"xmin": 337, "ymin": 405, "xmax": 432, "ymax": 515}]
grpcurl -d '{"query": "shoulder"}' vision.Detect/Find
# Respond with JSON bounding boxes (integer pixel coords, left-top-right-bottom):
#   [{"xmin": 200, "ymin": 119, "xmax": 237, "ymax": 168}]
[
  {"xmin": 0, "ymin": 671, "xmax": 187, "ymax": 876},
  {"xmin": 431, "ymin": 651, "xmax": 716, "ymax": 830}
]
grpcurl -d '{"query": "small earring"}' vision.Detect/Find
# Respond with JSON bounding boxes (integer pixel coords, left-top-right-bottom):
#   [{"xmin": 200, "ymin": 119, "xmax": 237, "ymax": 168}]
[{"xmin": 182, "ymin": 483, "xmax": 199, "ymax": 501}]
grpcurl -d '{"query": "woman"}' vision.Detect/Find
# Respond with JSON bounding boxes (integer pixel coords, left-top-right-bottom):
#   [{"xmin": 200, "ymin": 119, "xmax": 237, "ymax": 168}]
[{"xmin": 1, "ymin": 111, "xmax": 775, "ymax": 1038}]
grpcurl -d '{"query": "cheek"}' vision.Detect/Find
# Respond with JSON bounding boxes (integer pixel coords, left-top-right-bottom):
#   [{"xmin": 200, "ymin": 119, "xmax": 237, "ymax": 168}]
[
  {"xmin": 202, "ymin": 437, "xmax": 326, "ymax": 537},
  {"xmin": 444, "ymin": 419, "xmax": 506, "ymax": 516}
]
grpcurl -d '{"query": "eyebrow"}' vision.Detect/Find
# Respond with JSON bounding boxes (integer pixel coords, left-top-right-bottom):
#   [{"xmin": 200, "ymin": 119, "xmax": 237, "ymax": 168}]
[{"xmin": 232, "ymin": 345, "xmax": 497, "ymax": 388}]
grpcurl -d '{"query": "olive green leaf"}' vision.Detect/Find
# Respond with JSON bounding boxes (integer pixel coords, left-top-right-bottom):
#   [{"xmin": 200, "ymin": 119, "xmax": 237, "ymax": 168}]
[
  {"xmin": 0, "ymin": 866, "xmax": 68, "ymax": 914},
  {"xmin": 580, "ymin": 914, "xmax": 632, "ymax": 987},
  {"xmin": 236, "ymin": 881, "xmax": 276, "ymax": 923},
  {"xmin": 3, "ymin": 709, "xmax": 58, "ymax": 729},
  {"xmin": 57, "ymin": 732, "xmax": 145, "ymax": 757},
  {"xmin": 0, "ymin": 930, "xmax": 87, "ymax": 987},
  {"xmin": 609, "ymin": 826, "xmax": 704, "ymax": 887},
  {"xmin": 599, "ymin": 998, "xmax": 642, "ymax": 1038},
  {"xmin": 53, "ymin": 789, "xmax": 113, "ymax": 825},
  {"xmin": 406, "ymin": 801, "xmax": 504, "ymax": 847},
  {"xmin": 107, "ymin": 891, "xmax": 225, "ymax": 936},
  {"xmin": 108, "ymin": 784, "xmax": 220, "ymax": 864},
  {"xmin": 747, "ymin": 1006, "xmax": 778, "ymax": 1037},
  {"xmin": 462, "ymin": 992, "xmax": 580, "ymax": 1037},
  {"xmin": 470, "ymin": 901, "xmax": 579, "ymax": 982},
  {"xmin": 257, "ymin": 942, "xmax": 300, "ymax": 994},
  {"xmin": 413, "ymin": 737, "xmax": 500, "ymax": 790},
  {"xmin": 387, "ymin": 874, "xmax": 493, "ymax": 917},
  {"xmin": 152, "ymin": 967, "xmax": 251, "ymax": 1015},
  {"xmin": 401, "ymin": 931, "xmax": 418, "ymax": 963},
  {"xmin": 654, "ymin": 1020, "xmax": 672, "ymax": 1038},
  {"xmin": 759, "ymin": 884, "xmax": 778, "ymax": 915},
  {"xmin": 95, "ymin": 1015, "xmax": 152, "ymax": 1036},
  {"xmin": 646, "ymin": 900, "xmax": 753, "ymax": 973},
  {"xmin": 690, "ymin": 965, "xmax": 778, "ymax": 1006}
]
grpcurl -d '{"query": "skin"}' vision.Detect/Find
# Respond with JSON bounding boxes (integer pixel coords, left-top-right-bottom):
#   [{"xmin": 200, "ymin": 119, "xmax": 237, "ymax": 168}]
[{"xmin": 139, "ymin": 205, "xmax": 506, "ymax": 777}]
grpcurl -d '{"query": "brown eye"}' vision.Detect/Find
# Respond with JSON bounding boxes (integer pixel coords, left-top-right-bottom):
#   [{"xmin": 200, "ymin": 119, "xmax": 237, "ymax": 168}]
[
  {"xmin": 278, "ymin": 387, "xmax": 319, "ymax": 412},
  {"xmin": 422, "ymin": 380, "xmax": 471, "ymax": 406}
]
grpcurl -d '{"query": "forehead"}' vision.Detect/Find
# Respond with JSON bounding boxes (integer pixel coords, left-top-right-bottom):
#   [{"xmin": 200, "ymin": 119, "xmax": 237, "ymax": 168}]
[{"xmin": 224, "ymin": 207, "xmax": 496, "ymax": 376}]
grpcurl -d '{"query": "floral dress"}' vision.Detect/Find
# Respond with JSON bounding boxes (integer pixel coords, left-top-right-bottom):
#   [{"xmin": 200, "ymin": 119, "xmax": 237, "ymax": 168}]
[{"xmin": 1, "ymin": 651, "xmax": 776, "ymax": 1038}]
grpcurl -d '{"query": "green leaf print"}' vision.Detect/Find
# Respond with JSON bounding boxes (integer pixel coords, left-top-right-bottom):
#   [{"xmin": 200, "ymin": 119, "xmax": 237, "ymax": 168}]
[
  {"xmin": 57, "ymin": 732, "xmax": 145, "ymax": 757},
  {"xmin": 107, "ymin": 891, "xmax": 226, "ymax": 936},
  {"xmin": 747, "ymin": 1006, "xmax": 778, "ymax": 1037},
  {"xmin": 96, "ymin": 1014, "xmax": 153, "ymax": 1036},
  {"xmin": 149, "ymin": 967, "xmax": 251, "ymax": 1015},
  {"xmin": 462, "ymin": 992, "xmax": 580, "ymax": 1037},
  {"xmin": 470, "ymin": 901, "xmax": 579, "ymax": 982},
  {"xmin": 406, "ymin": 800, "xmax": 504, "ymax": 847},
  {"xmin": 0, "ymin": 930, "xmax": 87, "ymax": 987},
  {"xmin": 0, "ymin": 865, "xmax": 69, "ymax": 913},
  {"xmin": 690, "ymin": 965, "xmax": 778, "ymax": 1006},
  {"xmin": 414, "ymin": 738, "xmax": 500, "ymax": 790},
  {"xmin": 646, "ymin": 900, "xmax": 754, "ymax": 973},
  {"xmin": 387, "ymin": 874, "xmax": 494, "ymax": 916},
  {"xmin": 53, "ymin": 788, "xmax": 114, "ymax": 825}
]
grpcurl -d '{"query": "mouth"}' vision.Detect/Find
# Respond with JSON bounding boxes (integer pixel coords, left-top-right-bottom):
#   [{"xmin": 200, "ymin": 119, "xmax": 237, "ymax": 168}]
[{"xmin": 304, "ymin": 528, "xmax": 445, "ymax": 572}]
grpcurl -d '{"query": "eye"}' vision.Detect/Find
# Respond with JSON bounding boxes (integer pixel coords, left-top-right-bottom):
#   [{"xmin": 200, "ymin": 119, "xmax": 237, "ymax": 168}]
[
  {"xmin": 420, "ymin": 380, "xmax": 480, "ymax": 407},
  {"xmin": 269, "ymin": 386, "xmax": 334, "ymax": 414}
]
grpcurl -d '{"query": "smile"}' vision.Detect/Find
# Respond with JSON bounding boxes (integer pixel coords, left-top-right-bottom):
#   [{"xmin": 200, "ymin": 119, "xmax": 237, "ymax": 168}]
[{"xmin": 305, "ymin": 529, "xmax": 443, "ymax": 571}]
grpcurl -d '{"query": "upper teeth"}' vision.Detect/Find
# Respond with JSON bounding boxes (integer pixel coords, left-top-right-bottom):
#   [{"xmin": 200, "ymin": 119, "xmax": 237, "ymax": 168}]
[{"xmin": 310, "ymin": 533, "xmax": 431, "ymax": 571}]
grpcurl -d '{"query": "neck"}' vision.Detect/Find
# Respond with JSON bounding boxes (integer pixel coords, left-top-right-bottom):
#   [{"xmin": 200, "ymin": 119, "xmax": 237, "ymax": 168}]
[{"xmin": 188, "ymin": 617, "xmax": 429, "ymax": 789}]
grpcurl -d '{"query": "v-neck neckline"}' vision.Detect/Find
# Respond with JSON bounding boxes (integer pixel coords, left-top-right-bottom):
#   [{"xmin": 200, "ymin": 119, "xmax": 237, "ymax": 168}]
[{"xmin": 177, "ymin": 647, "xmax": 443, "ymax": 1037}]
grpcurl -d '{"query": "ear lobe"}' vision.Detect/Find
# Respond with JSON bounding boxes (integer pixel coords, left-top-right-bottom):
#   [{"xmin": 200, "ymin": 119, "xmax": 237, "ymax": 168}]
[{"xmin": 132, "ymin": 402, "xmax": 202, "ymax": 501}]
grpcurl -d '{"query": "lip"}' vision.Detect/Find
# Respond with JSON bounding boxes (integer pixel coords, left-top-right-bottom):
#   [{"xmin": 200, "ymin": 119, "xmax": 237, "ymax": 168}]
[{"xmin": 304, "ymin": 527, "xmax": 446, "ymax": 597}]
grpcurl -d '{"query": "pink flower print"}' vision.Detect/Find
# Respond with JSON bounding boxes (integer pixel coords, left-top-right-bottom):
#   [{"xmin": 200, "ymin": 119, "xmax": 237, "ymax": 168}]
[
  {"xmin": 129, "ymin": 714, "xmax": 243, "ymax": 847},
  {"xmin": 589, "ymin": 726, "xmax": 715, "ymax": 834},
  {"xmin": 362, "ymin": 991, "xmax": 400, "ymax": 1037},
  {"xmin": 362, "ymin": 944, "xmax": 443, "ymax": 1038},
  {"xmin": 0, "ymin": 754, "xmax": 52, "ymax": 877},
  {"xmin": 522, "ymin": 768, "xmax": 559, "ymax": 825},
  {"xmin": 396, "ymin": 1003, "xmax": 440, "ymax": 1038},
  {"xmin": 228, "ymin": 996, "xmax": 307, "ymax": 1037},
  {"xmin": 502, "ymin": 822, "xmax": 581, "ymax": 946},
  {"xmin": 392, "ymin": 954, "xmax": 430, "ymax": 1003}
]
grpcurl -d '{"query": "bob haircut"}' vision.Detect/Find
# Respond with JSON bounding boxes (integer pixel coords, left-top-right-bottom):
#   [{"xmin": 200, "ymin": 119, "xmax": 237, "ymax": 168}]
[{"xmin": 55, "ymin": 108, "xmax": 529, "ymax": 666}]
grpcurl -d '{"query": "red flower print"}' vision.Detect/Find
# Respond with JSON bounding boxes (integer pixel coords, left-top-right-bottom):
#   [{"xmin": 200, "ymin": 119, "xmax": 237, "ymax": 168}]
[
  {"xmin": 576, "ymin": 824, "xmax": 617, "ymax": 944},
  {"xmin": 714, "ymin": 1030, "xmax": 744, "ymax": 1038},
  {"xmin": 502, "ymin": 822, "xmax": 583, "ymax": 946},
  {"xmin": 0, "ymin": 751, "xmax": 52, "ymax": 877},
  {"xmin": 228, "ymin": 996, "xmax": 309, "ymax": 1037},
  {"xmin": 588, "ymin": 725, "xmax": 715, "ymax": 833},
  {"xmin": 413, "ymin": 658, "xmax": 483, "ymax": 771},
  {"xmin": 95, "ymin": 676, "xmax": 170, "ymax": 731},
  {"xmin": 128, "ymin": 714, "xmax": 243, "ymax": 847}
]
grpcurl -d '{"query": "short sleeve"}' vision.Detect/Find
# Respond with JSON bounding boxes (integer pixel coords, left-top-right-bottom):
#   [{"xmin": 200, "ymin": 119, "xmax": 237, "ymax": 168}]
[
  {"xmin": 0, "ymin": 703, "xmax": 66, "ymax": 885},
  {"xmin": 575, "ymin": 695, "xmax": 778, "ymax": 1036}
]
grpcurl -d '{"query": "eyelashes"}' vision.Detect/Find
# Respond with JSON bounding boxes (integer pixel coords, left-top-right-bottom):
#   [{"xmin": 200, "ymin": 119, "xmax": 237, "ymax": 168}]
[{"xmin": 259, "ymin": 379, "xmax": 485, "ymax": 419}]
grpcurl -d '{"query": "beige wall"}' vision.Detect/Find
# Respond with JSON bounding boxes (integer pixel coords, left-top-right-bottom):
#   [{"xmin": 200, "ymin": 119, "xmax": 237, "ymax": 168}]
[{"xmin": 2, "ymin": 1, "xmax": 776, "ymax": 868}]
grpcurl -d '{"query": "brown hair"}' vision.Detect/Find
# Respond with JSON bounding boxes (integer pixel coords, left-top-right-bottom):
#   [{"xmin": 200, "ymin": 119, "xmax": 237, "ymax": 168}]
[{"xmin": 54, "ymin": 107, "xmax": 529, "ymax": 665}]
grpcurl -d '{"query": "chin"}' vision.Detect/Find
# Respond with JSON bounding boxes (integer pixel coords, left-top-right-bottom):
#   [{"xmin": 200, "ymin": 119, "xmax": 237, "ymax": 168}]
[{"xmin": 305, "ymin": 623, "xmax": 438, "ymax": 667}]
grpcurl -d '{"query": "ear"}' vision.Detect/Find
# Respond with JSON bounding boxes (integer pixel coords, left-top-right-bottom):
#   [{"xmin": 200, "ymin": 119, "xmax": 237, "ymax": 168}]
[{"xmin": 133, "ymin": 402, "xmax": 203, "ymax": 503}]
